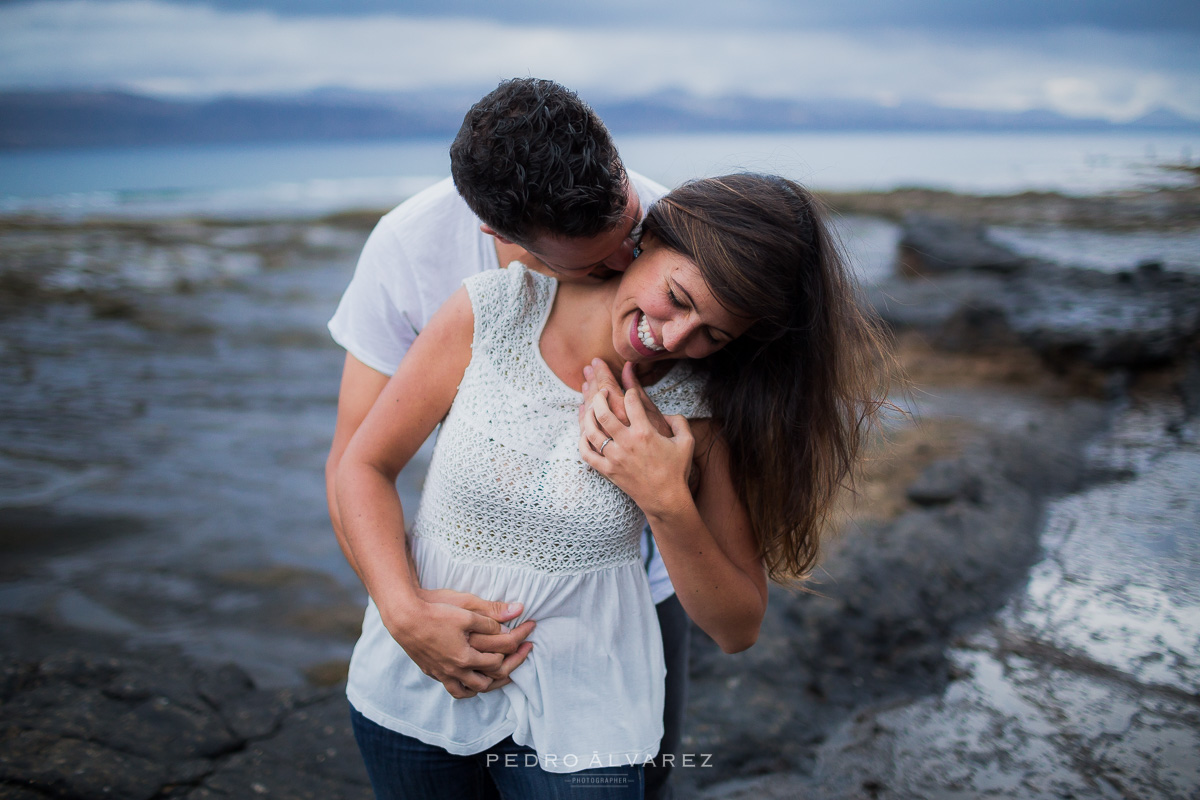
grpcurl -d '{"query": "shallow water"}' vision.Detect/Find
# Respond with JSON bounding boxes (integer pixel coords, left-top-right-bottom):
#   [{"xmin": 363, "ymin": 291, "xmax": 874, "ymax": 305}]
[
  {"xmin": 0, "ymin": 219, "xmax": 379, "ymax": 684},
  {"xmin": 989, "ymin": 225, "xmax": 1200, "ymax": 274},
  {"xmin": 1006, "ymin": 402, "xmax": 1200, "ymax": 695}
]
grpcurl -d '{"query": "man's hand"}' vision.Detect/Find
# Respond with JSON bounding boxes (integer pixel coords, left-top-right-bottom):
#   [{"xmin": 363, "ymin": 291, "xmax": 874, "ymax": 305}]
[
  {"xmin": 387, "ymin": 592, "xmax": 535, "ymax": 699},
  {"xmin": 579, "ymin": 359, "xmax": 672, "ymax": 437}
]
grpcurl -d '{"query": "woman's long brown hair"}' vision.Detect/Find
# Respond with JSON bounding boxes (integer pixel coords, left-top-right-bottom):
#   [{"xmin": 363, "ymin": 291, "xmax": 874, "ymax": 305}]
[{"xmin": 641, "ymin": 174, "xmax": 893, "ymax": 584}]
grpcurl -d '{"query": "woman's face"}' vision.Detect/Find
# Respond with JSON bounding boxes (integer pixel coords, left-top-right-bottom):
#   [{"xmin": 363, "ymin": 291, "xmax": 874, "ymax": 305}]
[{"xmin": 611, "ymin": 237, "xmax": 753, "ymax": 365}]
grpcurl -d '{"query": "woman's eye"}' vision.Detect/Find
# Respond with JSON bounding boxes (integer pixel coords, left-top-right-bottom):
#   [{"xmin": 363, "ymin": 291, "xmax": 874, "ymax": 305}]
[{"xmin": 667, "ymin": 287, "xmax": 686, "ymax": 308}]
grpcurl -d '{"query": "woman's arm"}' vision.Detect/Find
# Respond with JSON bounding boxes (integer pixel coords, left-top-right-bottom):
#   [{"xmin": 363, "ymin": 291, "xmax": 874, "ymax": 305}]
[
  {"xmin": 579, "ymin": 382, "xmax": 767, "ymax": 654},
  {"xmin": 326, "ymin": 354, "xmax": 533, "ymax": 666},
  {"xmin": 336, "ymin": 286, "xmax": 532, "ymax": 697}
]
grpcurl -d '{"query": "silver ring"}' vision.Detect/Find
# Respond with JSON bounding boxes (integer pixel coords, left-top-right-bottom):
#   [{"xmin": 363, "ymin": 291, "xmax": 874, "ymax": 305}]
[{"xmin": 599, "ymin": 437, "xmax": 614, "ymax": 456}]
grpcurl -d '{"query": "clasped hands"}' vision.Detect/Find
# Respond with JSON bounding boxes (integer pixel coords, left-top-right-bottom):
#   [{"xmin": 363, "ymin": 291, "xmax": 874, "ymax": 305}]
[
  {"xmin": 577, "ymin": 359, "xmax": 697, "ymax": 511},
  {"xmin": 387, "ymin": 587, "xmax": 534, "ymax": 700},
  {"xmin": 396, "ymin": 360, "xmax": 688, "ymax": 699}
]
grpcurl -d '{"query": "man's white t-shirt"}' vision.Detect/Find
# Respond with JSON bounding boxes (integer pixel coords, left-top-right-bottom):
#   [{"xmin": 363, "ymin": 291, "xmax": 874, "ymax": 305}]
[{"xmin": 328, "ymin": 172, "xmax": 676, "ymax": 604}]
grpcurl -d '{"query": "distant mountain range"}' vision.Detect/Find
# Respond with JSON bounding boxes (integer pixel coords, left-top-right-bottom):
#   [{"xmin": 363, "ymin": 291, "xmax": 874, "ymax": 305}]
[{"xmin": 1, "ymin": 89, "xmax": 1196, "ymax": 150}]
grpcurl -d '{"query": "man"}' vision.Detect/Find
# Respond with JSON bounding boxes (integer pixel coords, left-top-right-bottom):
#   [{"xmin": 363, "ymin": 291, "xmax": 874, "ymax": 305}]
[{"xmin": 325, "ymin": 78, "xmax": 685, "ymax": 798}]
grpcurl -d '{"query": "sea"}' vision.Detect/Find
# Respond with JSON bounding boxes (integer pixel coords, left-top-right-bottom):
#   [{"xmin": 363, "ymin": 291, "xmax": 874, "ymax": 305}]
[{"xmin": 1, "ymin": 131, "xmax": 1197, "ymax": 220}]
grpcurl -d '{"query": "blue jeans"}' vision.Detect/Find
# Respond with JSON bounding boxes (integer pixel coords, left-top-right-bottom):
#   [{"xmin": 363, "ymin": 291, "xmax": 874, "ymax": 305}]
[
  {"xmin": 646, "ymin": 594, "xmax": 689, "ymax": 800},
  {"xmin": 350, "ymin": 704, "xmax": 644, "ymax": 800}
]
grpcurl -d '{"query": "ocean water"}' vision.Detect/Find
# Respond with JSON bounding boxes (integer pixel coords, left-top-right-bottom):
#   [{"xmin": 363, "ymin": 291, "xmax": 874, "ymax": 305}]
[
  {"xmin": 0, "ymin": 138, "xmax": 453, "ymax": 220},
  {"xmin": 1, "ymin": 131, "xmax": 1196, "ymax": 220},
  {"xmin": 990, "ymin": 225, "xmax": 1200, "ymax": 273}
]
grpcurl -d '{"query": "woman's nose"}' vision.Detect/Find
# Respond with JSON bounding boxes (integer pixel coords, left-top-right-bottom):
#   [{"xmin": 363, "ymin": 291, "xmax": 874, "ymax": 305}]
[{"xmin": 662, "ymin": 318, "xmax": 699, "ymax": 351}]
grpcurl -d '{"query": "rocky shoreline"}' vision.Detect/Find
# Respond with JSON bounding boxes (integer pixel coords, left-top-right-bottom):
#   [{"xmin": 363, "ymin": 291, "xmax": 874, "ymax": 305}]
[
  {"xmin": 823, "ymin": 177, "xmax": 1200, "ymax": 231},
  {"xmin": 692, "ymin": 372, "xmax": 1199, "ymax": 799},
  {"xmin": 683, "ymin": 212, "xmax": 1200, "ymax": 798},
  {"xmin": 2, "ymin": 193, "xmax": 1198, "ymax": 798}
]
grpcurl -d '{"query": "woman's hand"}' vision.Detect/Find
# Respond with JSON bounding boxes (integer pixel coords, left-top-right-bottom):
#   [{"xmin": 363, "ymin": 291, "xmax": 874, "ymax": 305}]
[
  {"xmin": 579, "ymin": 380, "xmax": 695, "ymax": 519},
  {"xmin": 578, "ymin": 360, "xmax": 768, "ymax": 655},
  {"xmin": 579, "ymin": 359, "xmax": 698, "ymax": 496},
  {"xmin": 579, "ymin": 359, "xmax": 672, "ymax": 438}
]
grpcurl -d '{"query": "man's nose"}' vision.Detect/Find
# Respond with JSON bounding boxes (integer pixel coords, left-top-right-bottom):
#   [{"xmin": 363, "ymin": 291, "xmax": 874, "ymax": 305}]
[{"xmin": 601, "ymin": 237, "xmax": 637, "ymax": 273}]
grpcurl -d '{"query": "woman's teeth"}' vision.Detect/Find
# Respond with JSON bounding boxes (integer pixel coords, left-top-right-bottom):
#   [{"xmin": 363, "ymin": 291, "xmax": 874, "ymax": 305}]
[{"xmin": 638, "ymin": 314, "xmax": 665, "ymax": 352}]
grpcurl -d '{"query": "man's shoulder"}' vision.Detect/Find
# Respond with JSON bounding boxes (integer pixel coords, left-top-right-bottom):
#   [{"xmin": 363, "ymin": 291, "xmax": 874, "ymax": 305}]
[
  {"xmin": 349, "ymin": 176, "xmax": 489, "ymax": 287},
  {"xmin": 627, "ymin": 170, "xmax": 668, "ymax": 206},
  {"xmin": 362, "ymin": 177, "xmax": 491, "ymax": 277}
]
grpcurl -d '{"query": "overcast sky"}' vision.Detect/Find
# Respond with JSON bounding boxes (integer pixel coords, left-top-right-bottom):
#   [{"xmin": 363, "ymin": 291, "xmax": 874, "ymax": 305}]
[{"xmin": 1, "ymin": 0, "xmax": 1198, "ymax": 121}]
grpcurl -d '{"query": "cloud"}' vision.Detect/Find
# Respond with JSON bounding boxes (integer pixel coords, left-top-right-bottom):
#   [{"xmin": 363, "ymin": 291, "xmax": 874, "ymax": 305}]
[
  {"xmin": 1, "ymin": 0, "xmax": 1197, "ymax": 120},
  {"xmin": 104, "ymin": 0, "xmax": 1200, "ymax": 33}
]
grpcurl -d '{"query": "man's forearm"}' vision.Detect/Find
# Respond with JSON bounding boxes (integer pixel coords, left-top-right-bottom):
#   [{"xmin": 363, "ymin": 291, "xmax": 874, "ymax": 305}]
[
  {"xmin": 326, "ymin": 444, "xmax": 366, "ymax": 584},
  {"xmin": 326, "ymin": 353, "xmax": 393, "ymax": 584},
  {"xmin": 335, "ymin": 459, "xmax": 423, "ymax": 618}
]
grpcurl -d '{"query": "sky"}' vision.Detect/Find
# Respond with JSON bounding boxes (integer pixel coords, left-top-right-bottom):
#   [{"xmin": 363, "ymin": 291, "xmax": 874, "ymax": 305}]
[{"xmin": 1, "ymin": 0, "xmax": 1198, "ymax": 121}]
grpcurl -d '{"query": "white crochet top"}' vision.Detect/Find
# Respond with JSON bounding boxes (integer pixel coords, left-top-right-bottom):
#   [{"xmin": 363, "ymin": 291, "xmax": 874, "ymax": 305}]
[{"xmin": 346, "ymin": 264, "xmax": 710, "ymax": 772}]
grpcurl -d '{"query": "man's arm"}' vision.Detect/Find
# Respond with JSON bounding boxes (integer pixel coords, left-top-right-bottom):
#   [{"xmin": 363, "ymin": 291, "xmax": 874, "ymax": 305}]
[
  {"xmin": 326, "ymin": 353, "xmax": 391, "ymax": 581},
  {"xmin": 325, "ymin": 350, "xmax": 533, "ymax": 695}
]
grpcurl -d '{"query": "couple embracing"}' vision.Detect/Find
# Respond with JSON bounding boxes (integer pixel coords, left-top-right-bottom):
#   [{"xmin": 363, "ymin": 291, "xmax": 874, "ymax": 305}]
[{"xmin": 326, "ymin": 78, "xmax": 889, "ymax": 799}]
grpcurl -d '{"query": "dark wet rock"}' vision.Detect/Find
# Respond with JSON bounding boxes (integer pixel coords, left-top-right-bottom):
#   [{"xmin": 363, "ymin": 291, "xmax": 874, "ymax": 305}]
[
  {"xmin": 905, "ymin": 458, "xmax": 981, "ymax": 505},
  {"xmin": 0, "ymin": 618, "xmax": 370, "ymax": 800},
  {"xmin": 869, "ymin": 215, "xmax": 1200, "ymax": 369},
  {"xmin": 184, "ymin": 693, "xmax": 373, "ymax": 800},
  {"xmin": 1007, "ymin": 264, "xmax": 1200, "ymax": 368},
  {"xmin": 1180, "ymin": 352, "xmax": 1200, "ymax": 419},
  {"xmin": 0, "ymin": 785, "xmax": 57, "ymax": 800},
  {"xmin": 732, "ymin": 395, "xmax": 1200, "ymax": 800},
  {"xmin": 821, "ymin": 186, "xmax": 1200, "ymax": 231},
  {"xmin": 794, "ymin": 478, "xmax": 1038, "ymax": 686},
  {"xmin": 695, "ymin": 772, "xmax": 818, "ymax": 800},
  {"xmin": 897, "ymin": 213, "xmax": 1027, "ymax": 276},
  {"xmin": 0, "ymin": 732, "xmax": 173, "ymax": 800},
  {"xmin": 935, "ymin": 303, "xmax": 1023, "ymax": 351}
]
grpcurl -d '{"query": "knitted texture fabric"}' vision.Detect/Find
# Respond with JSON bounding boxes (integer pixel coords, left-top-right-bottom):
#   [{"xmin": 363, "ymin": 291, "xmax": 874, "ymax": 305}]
[{"xmin": 410, "ymin": 264, "xmax": 709, "ymax": 576}]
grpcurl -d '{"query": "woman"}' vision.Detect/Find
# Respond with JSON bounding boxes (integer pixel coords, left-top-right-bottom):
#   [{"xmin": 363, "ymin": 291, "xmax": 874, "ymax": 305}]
[{"xmin": 336, "ymin": 174, "xmax": 890, "ymax": 798}]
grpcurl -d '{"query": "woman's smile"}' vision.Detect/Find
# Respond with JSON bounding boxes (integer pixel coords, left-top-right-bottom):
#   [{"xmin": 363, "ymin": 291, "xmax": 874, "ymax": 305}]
[
  {"xmin": 613, "ymin": 239, "xmax": 752, "ymax": 365},
  {"xmin": 630, "ymin": 311, "xmax": 666, "ymax": 357}
]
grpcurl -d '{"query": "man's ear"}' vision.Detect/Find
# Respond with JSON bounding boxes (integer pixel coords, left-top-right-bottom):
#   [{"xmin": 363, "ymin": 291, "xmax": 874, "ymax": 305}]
[{"xmin": 480, "ymin": 224, "xmax": 516, "ymax": 245}]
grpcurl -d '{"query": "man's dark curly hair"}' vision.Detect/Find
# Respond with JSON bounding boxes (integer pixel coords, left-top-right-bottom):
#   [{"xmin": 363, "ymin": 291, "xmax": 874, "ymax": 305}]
[{"xmin": 450, "ymin": 78, "xmax": 629, "ymax": 243}]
